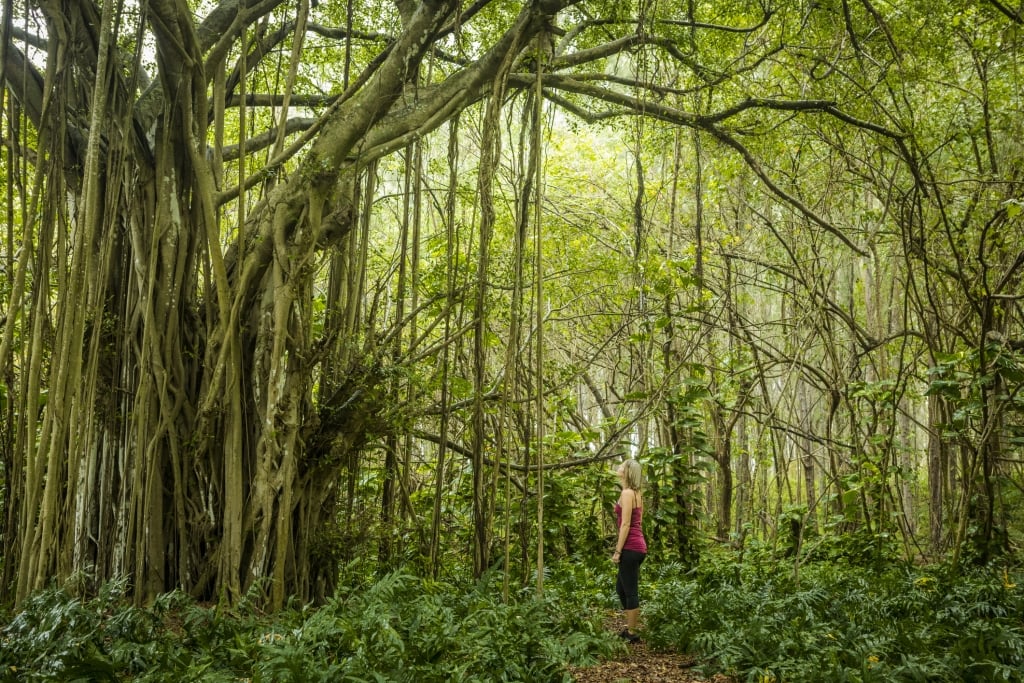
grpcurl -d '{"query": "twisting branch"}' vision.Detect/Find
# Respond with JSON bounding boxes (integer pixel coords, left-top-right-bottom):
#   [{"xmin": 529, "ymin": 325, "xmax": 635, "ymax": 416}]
[
  {"xmin": 985, "ymin": 0, "xmax": 1024, "ymax": 23},
  {"xmin": 220, "ymin": 116, "xmax": 315, "ymax": 161},
  {"xmin": 560, "ymin": 8, "xmax": 771, "ymax": 45},
  {"xmin": 703, "ymin": 124, "xmax": 868, "ymax": 256},
  {"xmin": 508, "ymin": 72, "xmax": 909, "ymax": 254}
]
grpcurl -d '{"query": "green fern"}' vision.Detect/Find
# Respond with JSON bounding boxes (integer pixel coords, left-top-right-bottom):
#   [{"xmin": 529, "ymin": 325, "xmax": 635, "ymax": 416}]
[{"xmin": 643, "ymin": 558, "xmax": 1024, "ymax": 682}]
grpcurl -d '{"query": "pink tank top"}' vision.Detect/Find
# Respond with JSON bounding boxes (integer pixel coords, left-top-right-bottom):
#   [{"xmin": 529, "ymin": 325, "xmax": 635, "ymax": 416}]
[{"xmin": 614, "ymin": 500, "xmax": 647, "ymax": 553}]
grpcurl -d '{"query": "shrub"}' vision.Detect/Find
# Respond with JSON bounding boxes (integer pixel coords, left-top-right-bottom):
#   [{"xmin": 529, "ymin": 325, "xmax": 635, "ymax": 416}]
[
  {"xmin": 644, "ymin": 558, "xmax": 1024, "ymax": 682},
  {"xmin": 0, "ymin": 570, "xmax": 619, "ymax": 682}
]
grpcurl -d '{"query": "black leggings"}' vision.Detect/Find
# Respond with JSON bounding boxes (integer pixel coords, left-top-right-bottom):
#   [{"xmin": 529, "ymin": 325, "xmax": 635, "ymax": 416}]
[{"xmin": 616, "ymin": 550, "xmax": 646, "ymax": 610}]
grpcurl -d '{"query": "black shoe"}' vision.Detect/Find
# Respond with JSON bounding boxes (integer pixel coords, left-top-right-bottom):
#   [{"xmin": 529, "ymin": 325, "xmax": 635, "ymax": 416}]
[{"xmin": 619, "ymin": 628, "xmax": 641, "ymax": 644}]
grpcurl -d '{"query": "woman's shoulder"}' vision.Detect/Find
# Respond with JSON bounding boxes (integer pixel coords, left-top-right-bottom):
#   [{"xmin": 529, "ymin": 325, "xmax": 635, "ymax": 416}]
[{"xmin": 620, "ymin": 487, "xmax": 638, "ymax": 503}]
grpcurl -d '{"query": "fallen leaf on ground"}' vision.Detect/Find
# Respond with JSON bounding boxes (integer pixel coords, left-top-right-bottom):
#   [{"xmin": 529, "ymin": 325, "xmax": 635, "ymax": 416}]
[{"xmin": 568, "ymin": 615, "xmax": 736, "ymax": 683}]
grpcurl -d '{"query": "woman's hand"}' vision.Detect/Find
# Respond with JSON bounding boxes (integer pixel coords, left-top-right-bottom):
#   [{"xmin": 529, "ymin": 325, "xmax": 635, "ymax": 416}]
[{"xmin": 611, "ymin": 550, "xmax": 621, "ymax": 564}]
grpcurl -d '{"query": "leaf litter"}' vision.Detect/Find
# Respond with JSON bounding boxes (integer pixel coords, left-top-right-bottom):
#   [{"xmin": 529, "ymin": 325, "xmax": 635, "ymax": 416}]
[{"xmin": 568, "ymin": 615, "xmax": 736, "ymax": 683}]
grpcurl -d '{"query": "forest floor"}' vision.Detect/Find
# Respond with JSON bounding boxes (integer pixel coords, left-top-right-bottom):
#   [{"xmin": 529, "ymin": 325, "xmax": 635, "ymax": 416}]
[{"xmin": 567, "ymin": 615, "xmax": 736, "ymax": 683}]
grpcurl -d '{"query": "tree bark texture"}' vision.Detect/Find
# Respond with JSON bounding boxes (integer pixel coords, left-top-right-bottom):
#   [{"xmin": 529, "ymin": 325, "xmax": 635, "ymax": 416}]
[
  {"xmin": 2, "ymin": 0, "xmax": 1021, "ymax": 609},
  {"xmin": 0, "ymin": 0, "xmax": 570, "ymax": 607}
]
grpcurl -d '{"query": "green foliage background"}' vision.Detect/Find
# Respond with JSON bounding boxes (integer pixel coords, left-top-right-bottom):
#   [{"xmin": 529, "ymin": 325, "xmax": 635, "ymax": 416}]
[{"xmin": 3, "ymin": 555, "xmax": 1022, "ymax": 682}]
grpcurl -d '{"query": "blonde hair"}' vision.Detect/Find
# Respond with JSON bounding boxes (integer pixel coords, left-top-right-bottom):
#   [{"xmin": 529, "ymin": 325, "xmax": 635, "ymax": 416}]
[{"xmin": 620, "ymin": 459, "xmax": 643, "ymax": 491}]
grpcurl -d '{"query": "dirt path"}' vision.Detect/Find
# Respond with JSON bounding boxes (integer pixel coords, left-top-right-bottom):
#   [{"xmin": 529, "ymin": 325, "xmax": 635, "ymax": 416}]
[
  {"xmin": 568, "ymin": 617, "xmax": 735, "ymax": 683},
  {"xmin": 568, "ymin": 643, "xmax": 717, "ymax": 682}
]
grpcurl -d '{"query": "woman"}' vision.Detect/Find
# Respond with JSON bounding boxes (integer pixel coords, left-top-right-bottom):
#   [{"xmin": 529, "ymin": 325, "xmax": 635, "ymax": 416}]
[{"xmin": 611, "ymin": 458, "xmax": 647, "ymax": 643}]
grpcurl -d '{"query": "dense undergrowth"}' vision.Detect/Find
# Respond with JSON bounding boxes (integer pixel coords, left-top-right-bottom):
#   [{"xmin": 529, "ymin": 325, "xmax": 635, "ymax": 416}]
[
  {"xmin": 0, "ymin": 570, "xmax": 620, "ymax": 682},
  {"xmin": 644, "ymin": 554, "xmax": 1024, "ymax": 682},
  {"xmin": 2, "ymin": 555, "xmax": 1022, "ymax": 682}
]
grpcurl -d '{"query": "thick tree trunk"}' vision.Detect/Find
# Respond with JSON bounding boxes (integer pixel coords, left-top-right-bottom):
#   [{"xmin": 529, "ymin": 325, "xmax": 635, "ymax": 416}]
[{"xmin": 0, "ymin": 0, "xmax": 472, "ymax": 607}]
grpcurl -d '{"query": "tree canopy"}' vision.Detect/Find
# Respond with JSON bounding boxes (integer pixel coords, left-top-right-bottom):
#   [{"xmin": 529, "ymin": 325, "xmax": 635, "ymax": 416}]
[{"xmin": 1, "ymin": 0, "xmax": 1023, "ymax": 610}]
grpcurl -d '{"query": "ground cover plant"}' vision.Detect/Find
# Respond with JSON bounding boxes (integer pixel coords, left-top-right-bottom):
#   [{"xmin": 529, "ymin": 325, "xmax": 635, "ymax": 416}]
[
  {"xmin": 2, "ymin": 1, "xmax": 1024, "ymax": 681},
  {"xmin": 642, "ymin": 553, "xmax": 1024, "ymax": 682},
  {"xmin": 5, "ymin": 553, "xmax": 1021, "ymax": 682},
  {"xmin": 0, "ymin": 570, "xmax": 621, "ymax": 682}
]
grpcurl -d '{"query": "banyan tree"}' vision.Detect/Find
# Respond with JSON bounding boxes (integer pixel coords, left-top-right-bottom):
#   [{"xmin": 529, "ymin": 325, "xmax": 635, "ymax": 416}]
[{"xmin": 7, "ymin": 0, "xmax": 1013, "ymax": 610}]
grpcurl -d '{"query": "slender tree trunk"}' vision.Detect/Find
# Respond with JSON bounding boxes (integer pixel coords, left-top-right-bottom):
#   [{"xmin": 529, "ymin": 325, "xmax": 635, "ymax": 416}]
[
  {"xmin": 927, "ymin": 388, "xmax": 950, "ymax": 553},
  {"xmin": 800, "ymin": 384, "xmax": 817, "ymax": 534},
  {"xmin": 471, "ymin": 90, "xmax": 500, "ymax": 578},
  {"xmin": 734, "ymin": 407, "xmax": 750, "ymax": 539},
  {"xmin": 531, "ymin": 50, "xmax": 546, "ymax": 598}
]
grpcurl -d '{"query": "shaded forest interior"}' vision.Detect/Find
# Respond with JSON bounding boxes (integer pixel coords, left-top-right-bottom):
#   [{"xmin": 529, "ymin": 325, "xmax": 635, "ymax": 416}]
[{"xmin": 0, "ymin": 0, "xmax": 1022, "ymax": 668}]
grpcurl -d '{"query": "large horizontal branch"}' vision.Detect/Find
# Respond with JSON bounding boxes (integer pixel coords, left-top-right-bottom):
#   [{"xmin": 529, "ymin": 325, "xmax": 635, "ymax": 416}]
[
  {"xmin": 214, "ymin": 0, "xmax": 466, "ymax": 327},
  {"xmin": 8, "ymin": 26, "xmax": 46, "ymax": 51},
  {"xmin": 134, "ymin": 0, "xmax": 288, "ymax": 131},
  {"xmin": 1, "ymin": 44, "xmax": 44, "ymax": 129},
  {"xmin": 0, "ymin": 43, "xmax": 95, "ymax": 185},
  {"xmin": 703, "ymin": 124, "xmax": 869, "ymax": 256},
  {"xmin": 553, "ymin": 33, "xmax": 721, "ymax": 81},
  {"xmin": 225, "ymin": 93, "xmax": 334, "ymax": 108},
  {"xmin": 219, "ymin": 20, "xmax": 297, "ymax": 110},
  {"xmin": 200, "ymin": 0, "xmax": 288, "ymax": 67},
  {"xmin": 197, "ymin": 0, "xmax": 287, "ymax": 54},
  {"xmin": 215, "ymin": 38, "xmax": 396, "ymax": 206},
  {"xmin": 518, "ymin": 73, "xmax": 906, "ymax": 255},
  {"xmin": 306, "ymin": 22, "xmax": 391, "ymax": 42},
  {"xmin": 531, "ymin": 73, "xmax": 851, "ymax": 127},
  {"xmin": 984, "ymin": 0, "xmax": 1024, "ymax": 24},
  {"xmin": 560, "ymin": 10, "xmax": 772, "ymax": 46},
  {"xmin": 548, "ymin": 34, "xmax": 782, "ymax": 98},
  {"xmin": 215, "ymin": 18, "xmax": 466, "ymax": 116},
  {"xmin": 412, "ymin": 428, "xmax": 626, "ymax": 474},
  {"xmin": 332, "ymin": 4, "xmax": 562, "ymax": 167},
  {"xmin": 307, "ymin": 22, "xmax": 468, "ymax": 66},
  {"xmin": 220, "ymin": 116, "xmax": 315, "ymax": 161}
]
